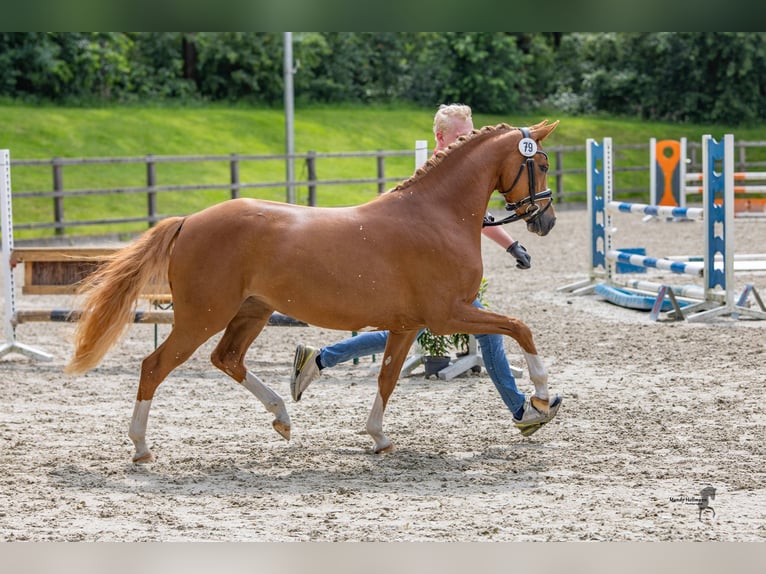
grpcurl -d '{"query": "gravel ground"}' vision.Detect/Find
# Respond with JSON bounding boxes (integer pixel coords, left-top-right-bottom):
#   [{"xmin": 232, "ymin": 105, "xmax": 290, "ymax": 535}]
[{"xmin": 1, "ymin": 208, "xmax": 765, "ymax": 543}]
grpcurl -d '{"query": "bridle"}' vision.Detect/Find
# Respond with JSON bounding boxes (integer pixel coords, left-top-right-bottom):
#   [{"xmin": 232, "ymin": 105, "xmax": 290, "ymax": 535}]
[{"xmin": 482, "ymin": 127, "xmax": 553, "ymax": 228}]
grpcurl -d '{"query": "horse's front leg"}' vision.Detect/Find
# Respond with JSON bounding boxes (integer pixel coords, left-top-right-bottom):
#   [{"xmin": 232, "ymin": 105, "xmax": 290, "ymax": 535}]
[
  {"xmin": 488, "ymin": 321, "xmax": 552, "ymax": 412},
  {"xmin": 523, "ymin": 349, "xmax": 551, "ymax": 413},
  {"xmin": 366, "ymin": 329, "xmax": 419, "ymax": 453},
  {"xmin": 440, "ymin": 305, "xmax": 552, "ymax": 412}
]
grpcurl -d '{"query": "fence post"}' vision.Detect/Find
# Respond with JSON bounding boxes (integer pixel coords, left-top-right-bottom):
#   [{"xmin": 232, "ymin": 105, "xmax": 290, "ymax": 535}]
[
  {"xmin": 52, "ymin": 159, "xmax": 64, "ymax": 236},
  {"xmin": 415, "ymin": 140, "xmax": 429, "ymax": 168},
  {"xmin": 306, "ymin": 151, "xmax": 317, "ymax": 206},
  {"xmin": 377, "ymin": 151, "xmax": 385, "ymax": 195},
  {"xmin": 554, "ymin": 149, "xmax": 564, "ymax": 203},
  {"xmin": 230, "ymin": 154, "xmax": 240, "ymax": 199},
  {"xmin": 689, "ymin": 144, "xmax": 699, "ymax": 174},
  {"xmin": 737, "ymin": 141, "xmax": 746, "ymax": 172},
  {"xmin": 146, "ymin": 155, "xmax": 157, "ymax": 227}
]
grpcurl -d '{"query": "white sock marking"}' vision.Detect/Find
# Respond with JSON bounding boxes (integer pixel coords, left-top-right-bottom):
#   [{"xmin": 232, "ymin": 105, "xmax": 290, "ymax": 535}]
[{"xmin": 523, "ymin": 351, "xmax": 549, "ymax": 400}]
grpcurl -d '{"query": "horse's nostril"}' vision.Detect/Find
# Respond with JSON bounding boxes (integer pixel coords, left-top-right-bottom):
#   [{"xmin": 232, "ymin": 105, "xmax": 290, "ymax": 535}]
[{"xmin": 530, "ymin": 215, "xmax": 556, "ymax": 236}]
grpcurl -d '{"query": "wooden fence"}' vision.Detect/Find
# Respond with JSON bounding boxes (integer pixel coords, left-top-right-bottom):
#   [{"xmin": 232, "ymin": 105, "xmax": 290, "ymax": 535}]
[{"xmin": 7, "ymin": 140, "xmax": 766, "ymax": 239}]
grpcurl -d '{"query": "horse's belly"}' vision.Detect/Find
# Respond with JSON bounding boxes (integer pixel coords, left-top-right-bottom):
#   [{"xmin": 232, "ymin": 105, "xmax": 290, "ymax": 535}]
[{"xmin": 257, "ymin": 278, "xmax": 417, "ymax": 332}]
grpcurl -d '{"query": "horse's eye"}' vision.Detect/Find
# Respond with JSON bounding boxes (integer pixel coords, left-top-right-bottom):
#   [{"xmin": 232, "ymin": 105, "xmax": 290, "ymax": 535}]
[{"xmin": 540, "ymin": 165, "xmax": 549, "ymax": 173}]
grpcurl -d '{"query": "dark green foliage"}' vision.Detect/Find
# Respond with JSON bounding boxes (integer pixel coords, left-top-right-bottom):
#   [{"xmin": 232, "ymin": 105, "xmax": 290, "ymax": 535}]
[{"xmin": 2, "ymin": 33, "xmax": 765, "ymax": 124}]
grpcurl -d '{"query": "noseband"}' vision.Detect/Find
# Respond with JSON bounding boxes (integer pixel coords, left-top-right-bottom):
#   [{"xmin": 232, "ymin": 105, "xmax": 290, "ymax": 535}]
[{"xmin": 482, "ymin": 127, "xmax": 553, "ymax": 228}]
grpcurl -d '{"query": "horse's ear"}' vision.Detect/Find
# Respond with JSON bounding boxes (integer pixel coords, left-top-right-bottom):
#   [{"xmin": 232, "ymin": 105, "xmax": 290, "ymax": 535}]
[{"xmin": 533, "ymin": 119, "xmax": 559, "ymax": 142}]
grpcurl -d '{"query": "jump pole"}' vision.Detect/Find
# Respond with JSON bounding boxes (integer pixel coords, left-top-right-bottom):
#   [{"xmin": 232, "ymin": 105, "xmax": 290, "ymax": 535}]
[
  {"xmin": 558, "ymin": 136, "xmax": 704, "ymax": 295},
  {"xmin": 679, "ymin": 134, "xmax": 766, "ymax": 321},
  {"xmin": 558, "ymin": 137, "xmax": 613, "ymax": 295},
  {"xmin": 559, "ymin": 136, "xmax": 766, "ymax": 321},
  {"xmin": 685, "ymin": 171, "xmax": 766, "ymax": 216},
  {"xmin": 0, "ymin": 149, "xmax": 53, "ymax": 360},
  {"xmin": 601, "ymin": 138, "xmax": 711, "ymax": 304}
]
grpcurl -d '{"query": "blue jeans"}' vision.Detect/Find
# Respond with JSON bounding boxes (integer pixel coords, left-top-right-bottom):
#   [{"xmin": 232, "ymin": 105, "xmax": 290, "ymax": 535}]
[{"xmin": 319, "ymin": 299, "xmax": 525, "ymax": 415}]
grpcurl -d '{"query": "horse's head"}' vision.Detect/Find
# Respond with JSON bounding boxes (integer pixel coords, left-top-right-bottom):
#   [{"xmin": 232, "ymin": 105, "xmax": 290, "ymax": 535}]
[
  {"xmin": 700, "ymin": 486, "xmax": 716, "ymax": 501},
  {"xmin": 497, "ymin": 120, "xmax": 559, "ymax": 236}
]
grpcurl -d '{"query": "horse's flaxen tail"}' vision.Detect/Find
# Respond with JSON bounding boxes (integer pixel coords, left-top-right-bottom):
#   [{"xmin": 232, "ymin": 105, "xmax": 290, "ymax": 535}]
[{"xmin": 65, "ymin": 217, "xmax": 185, "ymax": 374}]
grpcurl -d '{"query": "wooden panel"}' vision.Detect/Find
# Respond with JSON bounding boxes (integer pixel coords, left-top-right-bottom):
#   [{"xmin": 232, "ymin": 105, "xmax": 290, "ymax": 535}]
[
  {"xmin": 24, "ymin": 259, "xmax": 104, "ymax": 294},
  {"xmin": 11, "ymin": 247, "xmax": 170, "ymax": 297},
  {"xmin": 11, "ymin": 247, "xmax": 117, "ymax": 262}
]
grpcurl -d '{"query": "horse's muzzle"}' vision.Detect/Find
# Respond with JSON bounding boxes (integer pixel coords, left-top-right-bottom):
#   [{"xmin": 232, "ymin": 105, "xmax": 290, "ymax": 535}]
[{"xmin": 527, "ymin": 212, "xmax": 556, "ymax": 236}]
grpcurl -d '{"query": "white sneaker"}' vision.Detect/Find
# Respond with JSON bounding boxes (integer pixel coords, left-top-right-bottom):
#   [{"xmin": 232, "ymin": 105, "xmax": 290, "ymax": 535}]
[
  {"xmin": 291, "ymin": 344, "xmax": 322, "ymax": 402},
  {"xmin": 513, "ymin": 394, "xmax": 562, "ymax": 437}
]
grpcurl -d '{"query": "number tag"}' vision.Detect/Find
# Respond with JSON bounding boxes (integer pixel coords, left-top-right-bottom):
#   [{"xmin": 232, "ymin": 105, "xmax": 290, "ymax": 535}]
[{"xmin": 518, "ymin": 137, "xmax": 537, "ymax": 157}]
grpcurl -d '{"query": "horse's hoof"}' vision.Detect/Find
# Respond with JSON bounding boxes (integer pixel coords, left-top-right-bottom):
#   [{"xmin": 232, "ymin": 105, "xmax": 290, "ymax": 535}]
[
  {"xmin": 373, "ymin": 442, "xmax": 395, "ymax": 454},
  {"xmin": 132, "ymin": 451, "xmax": 155, "ymax": 464},
  {"xmin": 272, "ymin": 420, "xmax": 291, "ymax": 441},
  {"xmin": 530, "ymin": 395, "xmax": 550, "ymax": 414}
]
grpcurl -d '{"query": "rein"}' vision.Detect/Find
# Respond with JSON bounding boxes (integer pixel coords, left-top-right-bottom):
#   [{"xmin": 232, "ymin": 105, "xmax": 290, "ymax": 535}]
[{"xmin": 482, "ymin": 127, "xmax": 553, "ymax": 228}]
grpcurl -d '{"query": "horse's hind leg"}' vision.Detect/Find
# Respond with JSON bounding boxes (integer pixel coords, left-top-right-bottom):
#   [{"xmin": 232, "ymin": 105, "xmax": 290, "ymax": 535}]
[
  {"xmin": 130, "ymin": 325, "xmax": 214, "ymax": 463},
  {"xmin": 210, "ymin": 298, "xmax": 291, "ymax": 440}
]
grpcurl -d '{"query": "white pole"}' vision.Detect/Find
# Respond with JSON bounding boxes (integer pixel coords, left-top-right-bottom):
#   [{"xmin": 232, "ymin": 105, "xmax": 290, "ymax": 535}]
[
  {"xmin": 0, "ymin": 149, "xmax": 52, "ymax": 360},
  {"xmin": 585, "ymin": 138, "xmax": 595, "ymax": 278},
  {"xmin": 284, "ymin": 32, "xmax": 296, "ymax": 204},
  {"xmin": 702, "ymin": 134, "xmax": 714, "ymax": 301},
  {"xmin": 1, "ymin": 150, "xmax": 16, "ymax": 344},
  {"xmin": 603, "ymin": 137, "xmax": 615, "ymax": 283},
  {"xmin": 649, "ymin": 137, "xmax": 657, "ymax": 205},
  {"xmin": 723, "ymin": 134, "xmax": 736, "ymax": 309},
  {"xmin": 679, "ymin": 137, "xmax": 687, "ymax": 207},
  {"xmin": 415, "ymin": 140, "xmax": 428, "ymax": 169}
]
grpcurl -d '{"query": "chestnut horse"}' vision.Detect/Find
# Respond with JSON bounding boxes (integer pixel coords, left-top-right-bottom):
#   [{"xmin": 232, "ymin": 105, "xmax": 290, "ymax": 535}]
[{"xmin": 66, "ymin": 120, "xmax": 559, "ymax": 462}]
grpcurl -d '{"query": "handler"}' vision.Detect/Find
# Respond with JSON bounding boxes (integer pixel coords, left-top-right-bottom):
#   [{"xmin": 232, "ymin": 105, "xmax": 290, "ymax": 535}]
[{"xmin": 291, "ymin": 104, "xmax": 561, "ymax": 436}]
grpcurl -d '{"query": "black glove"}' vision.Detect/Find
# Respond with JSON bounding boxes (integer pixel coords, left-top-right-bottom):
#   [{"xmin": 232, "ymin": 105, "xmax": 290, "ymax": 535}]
[{"xmin": 507, "ymin": 241, "xmax": 531, "ymax": 269}]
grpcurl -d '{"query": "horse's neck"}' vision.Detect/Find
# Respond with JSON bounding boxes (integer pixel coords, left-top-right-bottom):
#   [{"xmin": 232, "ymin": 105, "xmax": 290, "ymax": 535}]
[{"xmin": 410, "ymin": 135, "xmax": 504, "ymax": 212}]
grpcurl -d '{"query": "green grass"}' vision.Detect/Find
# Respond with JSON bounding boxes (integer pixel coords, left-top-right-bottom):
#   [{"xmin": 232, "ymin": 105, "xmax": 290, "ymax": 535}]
[{"xmin": 3, "ymin": 103, "xmax": 766, "ymax": 240}]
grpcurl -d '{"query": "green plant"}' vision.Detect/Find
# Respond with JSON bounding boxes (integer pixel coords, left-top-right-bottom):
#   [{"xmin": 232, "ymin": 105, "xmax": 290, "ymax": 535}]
[
  {"xmin": 416, "ymin": 328, "xmax": 452, "ymax": 358},
  {"xmin": 450, "ymin": 332, "xmax": 470, "ymax": 355}
]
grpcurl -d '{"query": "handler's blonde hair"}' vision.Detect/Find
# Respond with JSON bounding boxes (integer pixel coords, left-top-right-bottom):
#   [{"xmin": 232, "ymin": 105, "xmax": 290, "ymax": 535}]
[{"xmin": 433, "ymin": 103, "xmax": 472, "ymax": 139}]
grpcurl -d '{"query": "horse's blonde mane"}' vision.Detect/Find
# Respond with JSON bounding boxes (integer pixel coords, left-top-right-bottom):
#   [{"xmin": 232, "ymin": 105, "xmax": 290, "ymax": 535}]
[{"xmin": 389, "ymin": 123, "xmax": 514, "ymax": 193}]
